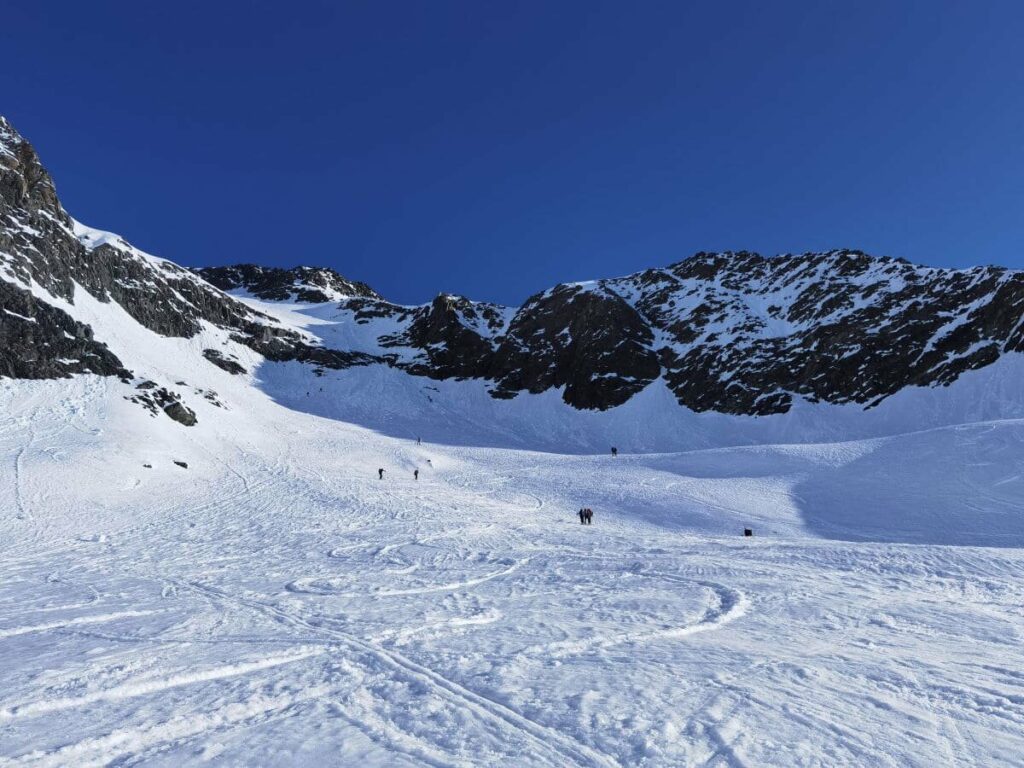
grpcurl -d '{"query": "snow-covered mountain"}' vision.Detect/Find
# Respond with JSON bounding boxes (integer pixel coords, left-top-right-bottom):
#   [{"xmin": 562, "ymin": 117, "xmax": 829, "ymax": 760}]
[
  {"xmin": 5, "ymin": 116, "xmax": 1024, "ymax": 766},
  {"xmin": 5, "ymin": 114, "xmax": 1024, "ymax": 436}
]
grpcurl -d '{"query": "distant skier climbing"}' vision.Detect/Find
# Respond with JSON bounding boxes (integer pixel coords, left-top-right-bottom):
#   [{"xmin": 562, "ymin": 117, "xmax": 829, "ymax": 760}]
[
  {"xmin": 417, "ymin": 436, "xmax": 421, "ymax": 445},
  {"xmin": 414, "ymin": 469, "xmax": 419, "ymax": 480},
  {"xmin": 378, "ymin": 468, "xmax": 385, "ymax": 480},
  {"xmin": 585, "ymin": 508, "xmax": 593, "ymax": 525},
  {"xmin": 578, "ymin": 508, "xmax": 586, "ymax": 525},
  {"xmin": 611, "ymin": 446, "xmax": 618, "ymax": 457}
]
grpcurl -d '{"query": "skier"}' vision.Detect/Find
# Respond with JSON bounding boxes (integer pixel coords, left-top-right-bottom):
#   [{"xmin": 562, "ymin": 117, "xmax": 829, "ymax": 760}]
[
  {"xmin": 414, "ymin": 469, "xmax": 419, "ymax": 481},
  {"xmin": 378, "ymin": 468, "xmax": 385, "ymax": 480},
  {"xmin": 611, "ymin": 446, "xmax": 618, "ymax": 457},
  {"xmin": 417, "ymin": 436, "xmax": 422, "ymax": 445},
  {"xmin": 585, "ymin": 508, "xmax": 593, "ymax": 525},
  {"xmin": 578, "ymin": 508, "xmax": 586, "ymax": 525}
]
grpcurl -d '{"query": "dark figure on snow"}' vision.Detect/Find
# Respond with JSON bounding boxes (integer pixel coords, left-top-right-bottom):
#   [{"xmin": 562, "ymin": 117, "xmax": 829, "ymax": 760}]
[
  {"xmin": 611, "ymin": 447, "xmax": 618, "ymax": 457},
  {"xmin": 414, "ymin": 469, "xmax": 419, "ymax": 481},
  {"xmin": 378, "ymin": 468, "xmax": 385, "ymax": 480},
  {"xmin": 417, "ymin": 436, "xmax": 421, "ymax": 445},
  {"xmin": 578, "ymin": 509, "xmax": 586, "ymax": 525},
  {"xmin": 585, "ymin": 508, "xmax": 593, "ymax": 524}
]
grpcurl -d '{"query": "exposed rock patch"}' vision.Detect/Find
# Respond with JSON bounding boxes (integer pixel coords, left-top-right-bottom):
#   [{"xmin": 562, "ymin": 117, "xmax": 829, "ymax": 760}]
[{"xmin": 203, "ymin": 348, "xmax": 247, "ymax": 375}]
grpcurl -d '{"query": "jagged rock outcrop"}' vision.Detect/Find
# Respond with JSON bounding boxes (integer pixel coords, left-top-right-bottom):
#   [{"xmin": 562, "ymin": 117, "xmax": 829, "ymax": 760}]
[
  {"xmin": 488, "ymin": 285, "xmax": 660, "ymax": 409},
  {"xmin": 0, "ymin": 279, "xmax": 129, "ymax": 380},
  {"xmin": 380, "ymin": 294, "xmax": 507, "ymax": 380}
]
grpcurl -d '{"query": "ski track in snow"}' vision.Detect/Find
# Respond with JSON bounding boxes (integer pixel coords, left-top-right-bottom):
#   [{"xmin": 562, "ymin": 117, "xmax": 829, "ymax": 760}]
[
  {"xmin": 2, "ymin": 377, "xmax": 1024, "ymax": 766},
  {"xmin": 185, "ymin": 580, "xmax": 618, "ymax": 767}
]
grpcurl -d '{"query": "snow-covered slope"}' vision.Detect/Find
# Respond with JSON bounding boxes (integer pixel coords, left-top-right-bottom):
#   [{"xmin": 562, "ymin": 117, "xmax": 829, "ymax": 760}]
[{"xmin": 3, "ymin": 370, "xmax": 1024, "ymax": 766}]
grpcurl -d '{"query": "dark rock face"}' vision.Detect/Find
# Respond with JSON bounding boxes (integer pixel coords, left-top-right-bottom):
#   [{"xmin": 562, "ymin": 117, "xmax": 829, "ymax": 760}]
[
  {"xmin": 634, "ymin": 251, "xmax": 1024, "ymax": 414},
  {"xmin": 381, "ymin": 294, "xmax": 506, "ymax": 380},
  {"xmin": 195, "ymin": 264, "xmax": 379, "ymax": 303},
  {"xmin": 488, "ymin": 286, "xmax": 660, "ymax": 409},
  {"xmin": 0, "ymin": 279, "xmax": 130, "ymax": 380}
]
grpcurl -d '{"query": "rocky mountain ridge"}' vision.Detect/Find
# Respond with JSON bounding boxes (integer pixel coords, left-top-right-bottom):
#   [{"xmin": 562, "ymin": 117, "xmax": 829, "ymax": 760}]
[
  {"xmin": 210, "ymin": 247, "xmax": 1024, "ymax": 415},
  {"xmin": 3, "ymin": 114, "xmax": 1024, "ymax": 422}
]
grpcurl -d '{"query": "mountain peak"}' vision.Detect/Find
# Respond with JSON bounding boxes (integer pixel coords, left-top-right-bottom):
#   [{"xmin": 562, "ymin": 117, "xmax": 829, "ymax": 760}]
[{"xmin": 0, "ymin": 116, "xmax": 63, "ymax": 218}]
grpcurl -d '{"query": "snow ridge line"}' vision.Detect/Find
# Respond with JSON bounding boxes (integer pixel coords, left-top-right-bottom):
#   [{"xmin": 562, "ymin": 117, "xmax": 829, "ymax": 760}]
[{"xmin": 185, "ymin": 580, "xmax": 620, "ymax": 768}]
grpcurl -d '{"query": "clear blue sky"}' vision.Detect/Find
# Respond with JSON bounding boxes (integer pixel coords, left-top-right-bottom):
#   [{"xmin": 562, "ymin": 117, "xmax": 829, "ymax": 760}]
[{"xmin": 4, "ymin": 1, "xmax": 1023, "ymax": 305}]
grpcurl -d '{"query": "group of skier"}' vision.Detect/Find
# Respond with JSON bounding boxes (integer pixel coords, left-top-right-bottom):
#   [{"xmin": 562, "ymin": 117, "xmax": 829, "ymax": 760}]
[
  {"xmin": 378, "ymin": 462, "xmax": 425, "ymax": 481},
  {"xmin": 379, "ymin": 467, "xmax": 420, "ymax": 480},
  {"xmin": 578, "ymin": 507, "xmax": 594, "ymax": 525}
]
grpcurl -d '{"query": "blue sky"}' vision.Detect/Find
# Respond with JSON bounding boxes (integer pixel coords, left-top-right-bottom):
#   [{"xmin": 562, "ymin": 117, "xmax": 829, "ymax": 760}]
[{"xmin": 4, "ymin": 1, "xmax": 1024, "ymax": 305}]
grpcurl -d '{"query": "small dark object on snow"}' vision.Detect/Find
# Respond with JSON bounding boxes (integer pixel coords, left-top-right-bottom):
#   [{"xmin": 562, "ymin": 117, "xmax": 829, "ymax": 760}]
[
  {"xmin": 611, "ymin": 446, "xmax": 618, "ymax": 457},
  {"xmin": 414, "ymin": 469, "xmax": 419, "ymax": 480},
  {"xmin": 142, "ymin": 463, "xmax": 152, "ymax": 469},
  {"xmin": 378, "ymin": 468, "xmax": 385, "ymax": 480},
  {"xmin": 174, "ymin": 460, "xmax": 188, "ymax": 469},
  {"xmin": 585, "ymin": 509, "xmax": 593, "ymax": 525},
  {"xmin": 744, "ymin": 528, "xmax": 752, "ymax": 537}
]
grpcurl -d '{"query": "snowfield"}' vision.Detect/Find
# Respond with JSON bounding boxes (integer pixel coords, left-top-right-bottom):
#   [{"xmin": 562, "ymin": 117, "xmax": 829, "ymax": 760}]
[
  {"xmin": 3, "ymin": 370, "xmax": 1024, "ymax": 767},
  {"xmin": 2, "ymin": 291, "xmax": 1024, "ymax": 766}
]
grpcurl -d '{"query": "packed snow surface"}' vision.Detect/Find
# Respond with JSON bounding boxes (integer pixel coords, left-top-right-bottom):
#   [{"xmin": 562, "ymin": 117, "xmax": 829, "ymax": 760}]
[{"xmin": 2, "ymin": 369, "xmax": 1024, "ymax": 767}]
